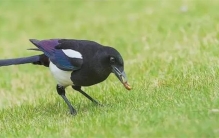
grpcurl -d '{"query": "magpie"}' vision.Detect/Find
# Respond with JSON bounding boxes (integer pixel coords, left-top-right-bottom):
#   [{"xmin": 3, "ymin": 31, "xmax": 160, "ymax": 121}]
[{"xmin": 0, "ymin": 39, "xmax": 131, "ymax": 115}]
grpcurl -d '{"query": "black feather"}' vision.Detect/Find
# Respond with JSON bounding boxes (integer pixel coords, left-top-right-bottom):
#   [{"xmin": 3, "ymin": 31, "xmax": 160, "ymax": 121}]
[
  {"xmin": 27, "ymin": 48, "xmax": 41, "ymax": 51},
  {"xmin": 0, "ymin": 55, "xmax": 40, "ymax": 66}
]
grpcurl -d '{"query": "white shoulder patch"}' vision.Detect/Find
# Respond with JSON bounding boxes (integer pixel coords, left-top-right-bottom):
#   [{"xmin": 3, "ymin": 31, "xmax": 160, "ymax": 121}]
[{"xmin": 62, "ymin": 49, "xmax": 82, "ymax": 59}]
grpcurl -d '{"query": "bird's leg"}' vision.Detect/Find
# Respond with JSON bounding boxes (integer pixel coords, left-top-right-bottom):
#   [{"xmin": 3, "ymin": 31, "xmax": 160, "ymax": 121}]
[
  {"xmin": 56, "ymin": 85, "xmax": 77, "ymax": 115},
  {"xmin": 72, "ymin": 86, "xmax": 101, "ymax": 105}
]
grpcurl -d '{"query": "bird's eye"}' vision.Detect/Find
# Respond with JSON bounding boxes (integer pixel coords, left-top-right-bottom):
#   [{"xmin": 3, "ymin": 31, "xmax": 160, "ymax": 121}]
[{"xmin": 110, "ymin": 57, "xmax": 115, "ymax": 63}]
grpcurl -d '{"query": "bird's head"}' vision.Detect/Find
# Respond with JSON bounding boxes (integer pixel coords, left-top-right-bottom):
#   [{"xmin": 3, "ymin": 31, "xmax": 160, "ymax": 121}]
[{"xmin": 102, "ymin": 47, "xmax": 132, "ymax": 90}]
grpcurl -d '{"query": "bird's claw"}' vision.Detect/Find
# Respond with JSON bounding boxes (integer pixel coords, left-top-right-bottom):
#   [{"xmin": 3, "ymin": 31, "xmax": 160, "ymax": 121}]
[
  {"xmin": 70, "ymin": 110, "xmax": 77, "ymax": 116},
  {"xmin": 93, "ymin": 101, "xmax": 103, "ymax": 107},
  {"xmin": 69, "ymin": 107, "xmax": 77, "ymax": 116}
]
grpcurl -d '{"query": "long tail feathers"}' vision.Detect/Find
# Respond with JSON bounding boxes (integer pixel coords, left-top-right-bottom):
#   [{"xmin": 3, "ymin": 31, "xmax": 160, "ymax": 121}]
[
  {"xmin": 27, "ymin": 48, "xmax": 41, "ymax": 51},
  {"xmin": 0, "ymin": 55, "xmax": 40, "ymax": 67}
]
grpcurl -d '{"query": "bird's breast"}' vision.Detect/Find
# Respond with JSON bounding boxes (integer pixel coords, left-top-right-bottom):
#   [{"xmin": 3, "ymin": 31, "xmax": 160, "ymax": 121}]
[
  {"xmin": 49, "ymin": 62, "xmax": 73, "ymax": 87},
  {"xmin": 70, "ymin": 68, "xmax": 111, "ymax": 86}
]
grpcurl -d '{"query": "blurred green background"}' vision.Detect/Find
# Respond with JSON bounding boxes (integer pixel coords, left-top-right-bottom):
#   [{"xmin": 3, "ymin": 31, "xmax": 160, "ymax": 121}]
[{"xmin": 0, "ymin": 0, "xmax": 219, "ymax": 137}]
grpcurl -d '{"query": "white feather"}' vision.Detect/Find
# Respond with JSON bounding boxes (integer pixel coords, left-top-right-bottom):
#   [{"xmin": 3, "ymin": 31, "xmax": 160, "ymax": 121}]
[
  {"xmin": 49, "ymin": 62, "xmax": 73, "ymax": 87},
  {"xmin": 62, "ymin": 49, "xmax": 82, "ymax": 59}
]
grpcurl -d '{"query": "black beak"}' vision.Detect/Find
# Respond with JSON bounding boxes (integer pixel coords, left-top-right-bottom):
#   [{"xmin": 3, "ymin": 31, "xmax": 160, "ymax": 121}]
[{"xmin": 112, "ymin": 66, "xmax": 132, "ymax": 90}]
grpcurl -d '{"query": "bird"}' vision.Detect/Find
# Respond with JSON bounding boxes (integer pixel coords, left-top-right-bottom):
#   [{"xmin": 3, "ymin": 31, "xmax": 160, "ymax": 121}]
[{"xmin": 0, "ymin": 39, "xmax": 131, "ymax": 115}]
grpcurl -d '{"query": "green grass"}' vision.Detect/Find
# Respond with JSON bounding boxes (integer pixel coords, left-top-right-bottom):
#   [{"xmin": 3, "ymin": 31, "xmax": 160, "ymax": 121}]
[{"xmin": 0, "ymin": 0, "xmax": 219, "ymax": 137}]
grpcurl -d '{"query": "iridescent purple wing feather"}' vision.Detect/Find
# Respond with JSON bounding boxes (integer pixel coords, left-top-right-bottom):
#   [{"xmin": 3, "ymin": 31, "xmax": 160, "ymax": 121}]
[{"xmin": 29, "ymin": 39, "xmax": 80, "ymax": 71}]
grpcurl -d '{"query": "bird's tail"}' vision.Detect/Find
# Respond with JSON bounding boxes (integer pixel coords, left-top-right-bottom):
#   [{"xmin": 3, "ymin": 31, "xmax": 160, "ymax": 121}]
[{"xmin": 0, "ymin": 54, "xmax": 49, "ymax": 67}]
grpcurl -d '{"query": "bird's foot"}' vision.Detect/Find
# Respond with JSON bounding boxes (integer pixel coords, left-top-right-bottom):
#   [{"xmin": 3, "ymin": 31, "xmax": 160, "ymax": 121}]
[
  {"xmin": 93, "ymin": 101, "xmax": 103, "ymax": 107},
  {"xmin": 69, "ymin": 106, "xmax": 77, "ymax": 116}
]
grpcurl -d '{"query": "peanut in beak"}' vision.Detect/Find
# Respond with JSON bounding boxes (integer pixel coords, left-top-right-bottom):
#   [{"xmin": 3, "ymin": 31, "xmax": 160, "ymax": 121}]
[{"xmin": 123, "ymin": 82, "xmax": 132, "ymax": 90}]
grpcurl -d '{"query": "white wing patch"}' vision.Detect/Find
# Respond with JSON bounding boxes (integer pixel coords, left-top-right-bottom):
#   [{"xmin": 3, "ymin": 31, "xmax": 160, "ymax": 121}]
[{"xmin": 62, "ymin": 49, "xmax": 82, "ymax": 59}]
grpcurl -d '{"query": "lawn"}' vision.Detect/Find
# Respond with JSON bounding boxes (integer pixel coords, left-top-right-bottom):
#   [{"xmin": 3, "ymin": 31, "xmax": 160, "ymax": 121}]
[{"xmin": 0, "ymin": 0, "xmax": 219, "ymax": 137}]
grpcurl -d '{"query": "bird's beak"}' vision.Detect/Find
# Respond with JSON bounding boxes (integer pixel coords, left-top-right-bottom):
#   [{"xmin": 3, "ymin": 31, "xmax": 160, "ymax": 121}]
[{"xmin": 112, "ymin": 66, "xmax": 132, "ymax": 90}]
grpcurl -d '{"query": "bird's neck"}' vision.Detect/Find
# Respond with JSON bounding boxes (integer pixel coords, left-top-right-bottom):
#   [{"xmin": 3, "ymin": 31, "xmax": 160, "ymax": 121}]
[{"xmin": 89, "ymin": 49, "xmax": 112, "ymax": 82}]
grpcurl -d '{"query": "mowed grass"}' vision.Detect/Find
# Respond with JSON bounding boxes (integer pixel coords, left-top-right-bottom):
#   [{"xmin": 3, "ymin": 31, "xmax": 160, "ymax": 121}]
[{"xmin": 0, "ymin": 0, "xmax": 219, "ymax": 137}]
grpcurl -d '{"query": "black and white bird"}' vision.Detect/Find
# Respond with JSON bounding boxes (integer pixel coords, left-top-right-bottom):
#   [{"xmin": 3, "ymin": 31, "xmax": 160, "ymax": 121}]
[{"xmin": 0, "ymin": 39, "xmax": 131, "ymax": 115}]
